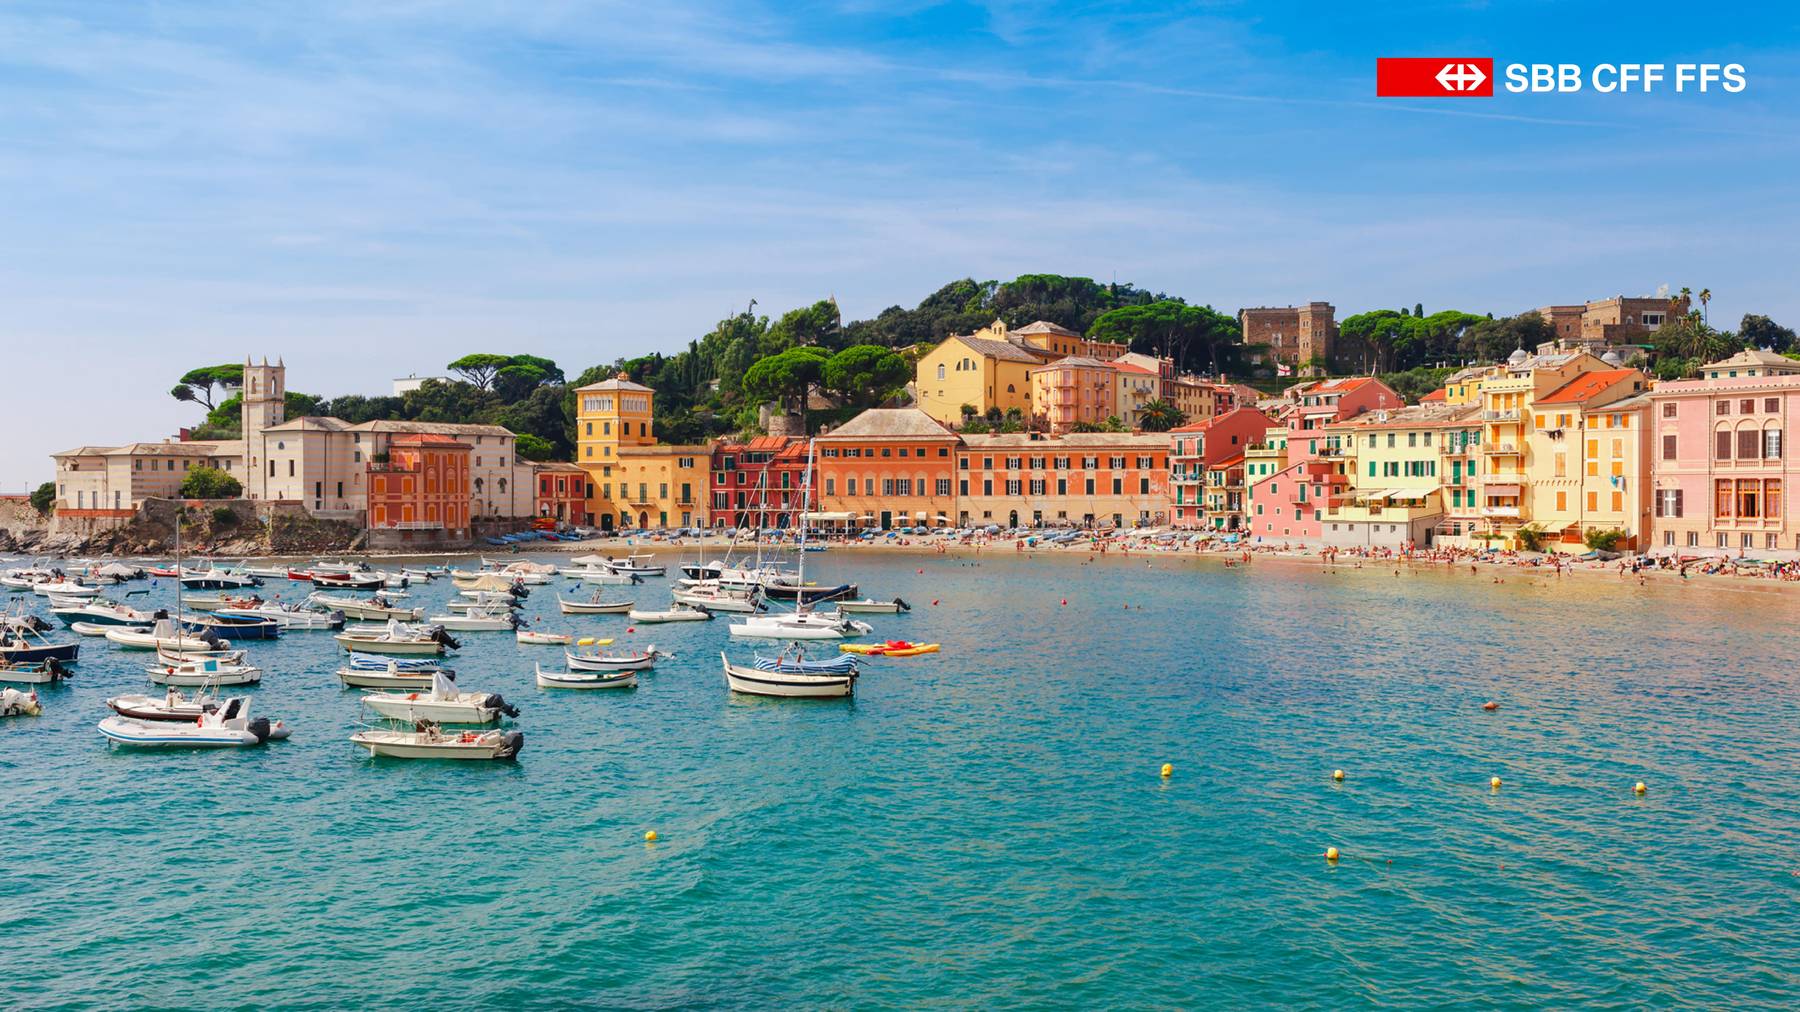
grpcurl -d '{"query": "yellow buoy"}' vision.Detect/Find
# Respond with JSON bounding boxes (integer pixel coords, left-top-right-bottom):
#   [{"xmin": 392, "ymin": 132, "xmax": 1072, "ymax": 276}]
[
  {"xmin": 644, "ymin": 830, "xmax": 658, "ymax": 842},
  {"xmin": 1332, "ymin": 769, "xmax": 1345, "ymax": 782},
  {"xmin": 1160, "ymin": 763, "xmax": 1173, "ymax": 778},
  {"xmin": 1490, "ymin": 776, "xmax": 1503, "ymax": 790},
  {"xmin": 1634, "ymin": 781, "xmax": 1647, "ymax": 795},
  {"xmin": 1325, "ymin": 846, "xmax": 1339, "ymax": 862}
]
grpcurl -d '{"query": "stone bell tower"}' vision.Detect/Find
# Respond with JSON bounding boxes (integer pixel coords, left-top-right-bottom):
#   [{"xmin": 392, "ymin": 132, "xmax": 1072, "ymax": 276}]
[{"xmin": 242, "ymin": 357, "xmax": 286, "ymax": 499}]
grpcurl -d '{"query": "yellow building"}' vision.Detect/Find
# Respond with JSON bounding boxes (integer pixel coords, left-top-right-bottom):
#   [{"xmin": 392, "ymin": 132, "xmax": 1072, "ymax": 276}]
[
  {"xmin": 1523, "ymin": 369, "xmax": 1650, "ymax": 552},
  {"xmin": 575, "ymin": 373, "xmax": 708, "ymax": 531},
  {"xmin": 913, "ymin": 322, "xmax": 1050, "ymax": 426},
  {"xmin": 1321, "ymin": 403, "xmax": 1478, "ymax": 548},
  {"xmin": 1441, "ymin": 366, "xmax": 1490, "ymax": 406},
  {"xmin": 1471, "ymin": 349, "xmax": 1614, "ymax": 545}
]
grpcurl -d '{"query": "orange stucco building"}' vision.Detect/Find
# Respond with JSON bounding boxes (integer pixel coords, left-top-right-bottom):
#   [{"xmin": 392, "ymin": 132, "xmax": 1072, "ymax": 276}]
[{"xmin": 368, "ymin": 433, "xmax": 471, "ymax": 539}]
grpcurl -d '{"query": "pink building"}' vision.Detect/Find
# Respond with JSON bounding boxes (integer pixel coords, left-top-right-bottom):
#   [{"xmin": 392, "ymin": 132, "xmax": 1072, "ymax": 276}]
[
  {"xmin": 1647, "ymin": 351, "xmax": 1800, "ymax": 556},
  {"xmin": 1242, "ymin": 376, "xmax": 1398, "ymax": 543},
  {"xmin": 1169, "ymin": 407, "xmax": 1275, "ymax": 528}
]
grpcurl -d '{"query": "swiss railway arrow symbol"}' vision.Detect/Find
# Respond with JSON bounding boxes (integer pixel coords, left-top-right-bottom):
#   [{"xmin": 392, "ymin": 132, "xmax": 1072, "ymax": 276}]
[{"xmin": 1435, "ymin": 62, "xmax": 1487, "ymax": 92}]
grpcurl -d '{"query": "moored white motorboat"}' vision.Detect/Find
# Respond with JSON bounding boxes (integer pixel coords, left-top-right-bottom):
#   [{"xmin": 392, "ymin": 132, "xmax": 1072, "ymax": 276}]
[
  {"xmin": 833, "ymin": 597, "xmax": 911, "ymax": 614},
  {"xmin": 310, "ymin": 571, "xmax": 386, "ymax": 590},
  {"xmin": 99, "ymin": 697, "xmax": 287, "ymax": 747},
  {"xmin": 720, "ymin": 651, "xmax": 854, "ymax": 698},
  {"xmin": 309, "ymin": 592, "xmax": 421, "ymax": 621},
  {"xmin": 1, "ymin": 687, "xmax": 41, "ymax": 717},
  {"xmin": 240, "ymin": 564, "xmax": 291, "ymax": 579},
  {"xmin": 669, "ymin": 584, "xmax": 761, "ymax": 613},
  {"xmin": 727, "ymin": 611, "xmax": 871, "ymax": 640},
  {"xmin": 602, "ymin": 554, "xmax": 665, "ymax": 577},
  {"xmin": 535, "ymin": 663, "xmax": 638, "ymax": 690},
  {"xmin": 105, "ymin": 618, "xmax": 224, "ymax": 652},
  {"xmin": 425, "ymin": 608, "xmax": 520, "ymax": 632},
  {"xmin": 215, "ymin": 602, "xmax": 345, "ymax": 630},
  {"xmin": 180, "ymin": 569, "xmax": 262, "ymax": 590},
  {"xmin": 575, "ymin": 569, "xmax": 639, "ymax": 585},
  {"xmin": 627, "ymin": 602, "xmax": 712, "ymax": 623},
  {"xmin": 50, "ymin": 598, "xmax": 159, "ymax": 627},
  {"xmin": 34, "ymin": 580, "xmax": 103, "ymax": 599},
  {"xmin": 557, "ymin": 595, "xmax": 633, "ymax": 615},
  {"xmin": 145, "ymin": 654, "xmax": 263, "ymax": 687},
  {"xmin": 333, "ymin": 620, "xmax": 458, "ymax": 655},
  {"xmin": 336, "ymin": 654, "xmax": 450, "ymax": 690},
  {"xmin": 108, "ymin": 685, "xmax": 219, "ymax": 722},
  {"xmin": 361, "ymin": 671, "xmax": 517, "ymax": 724},
  {"xmin": 71, "ymin": 620, "xmax": 138, "ymax": 637},
  {"xmin": 350, "ymin": 723, "xmax": 523, "ymax": 760},
  {"xmin": 456, "ymin": 589, "xmax": 522, "ymax": 605},
  {"xmin": 563, "ymin": 645, "xmax": 663, "ymax": 672},
  {"xmin": 0, "ymin": 658, "xmax": 73, "ymax": 685},
  {"xmin": 515, "ymin": 629, "xmax": 573, "ymax": 646}
]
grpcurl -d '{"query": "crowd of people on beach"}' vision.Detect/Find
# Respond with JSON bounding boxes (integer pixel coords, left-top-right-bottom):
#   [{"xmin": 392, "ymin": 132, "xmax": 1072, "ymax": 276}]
[{"xmin": 595, "ymin": 525, "xmax": 1800, "ymax": 587}]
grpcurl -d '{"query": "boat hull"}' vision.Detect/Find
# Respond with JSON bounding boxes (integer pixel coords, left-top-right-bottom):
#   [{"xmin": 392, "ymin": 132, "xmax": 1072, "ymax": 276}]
[
  {"xmin": 761, "ymin": 582, "xmax": 857, "ymax": 604},
  {"xmin": 361, "ymin": 694, "xmax": 499, "ymax": 724},
  {"xmin": 721, "ymin": 655, "xmax": 852, "ymax": 698},
  {"xmin": 333, "ymin": 635, "xmax": 444, "ymax": 655},
  {"xmin": 350, "ymin": 730, "xmax": 522, "ymax": 760},
  {"xmin": 337, "ymin": 669, "xmax": 434, "ymax": 690},
  {"xmin": 0, "ymin": 642, "xmax": 81, "ymax": 663},
  {"xmin": 564, "ymin": 652, "xmax": 656, "ymax": 672},
  {"xmin": 535, "ymin": 669, "xmax": 637, "ymax": 690},
  {"xmin": 557, "ymin": 598, "xmax": 633, "ymax": 615},
  {"xmin": 98, "ymin": 717, "xmax": 260, "ymax": 747}
]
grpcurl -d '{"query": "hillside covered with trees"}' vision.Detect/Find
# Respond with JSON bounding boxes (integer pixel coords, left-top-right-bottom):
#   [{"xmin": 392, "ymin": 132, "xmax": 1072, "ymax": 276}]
[{"xmin": 170, "ymin": 277, "xmax": 1793, "ymax": 458}]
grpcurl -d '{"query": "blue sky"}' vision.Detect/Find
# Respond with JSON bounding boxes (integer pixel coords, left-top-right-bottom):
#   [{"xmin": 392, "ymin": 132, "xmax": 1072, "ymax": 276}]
[{"xmin": 3, "ymin": 1, "xmax": 1796, "ymax": 485}]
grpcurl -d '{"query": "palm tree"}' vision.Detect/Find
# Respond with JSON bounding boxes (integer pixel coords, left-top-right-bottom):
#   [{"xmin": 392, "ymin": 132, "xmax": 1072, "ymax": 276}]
[
  {"xmin": 1698, "ymin": 288, "xmax": 1712, "ymax": 325},
  {"xmin": 1138, "ymin": 399, "xmax": 1186, "ymax": 432}
]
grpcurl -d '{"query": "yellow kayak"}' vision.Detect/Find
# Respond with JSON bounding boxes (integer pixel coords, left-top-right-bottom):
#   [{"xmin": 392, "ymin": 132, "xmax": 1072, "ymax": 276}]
[{"xmin": 838, "ymin": 641, "xmax": 940, "ymax": 657}]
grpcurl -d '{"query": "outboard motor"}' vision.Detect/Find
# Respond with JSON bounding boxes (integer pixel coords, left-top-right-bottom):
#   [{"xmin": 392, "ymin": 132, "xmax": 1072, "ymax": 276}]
[
  {"xmin": 481, "ymin": 693, "xmax": 520, "ymax": 718},
  {"xmin": 498, "ymin": 730, "xmax": 524, "ymax": 759},
  {"xmin": 513, "ymin": 584, "xmax": 530, "ymax": 600},
  {"xmin": 894, "ymin": 597, "xmax": 910, "ymax": 612},
  {"xmin": 200, "ymin": 628, "xmax": 226, "ymax": 649},
  {"xmin": 247, "ymin": 717, "xmax": 272, "ymax": 743},
  {"xmin": 44, "ymin": 658, "xmax": 67, "ymax": 681},
  {"xmin": 432, "ymin": 627, "xmax": 462, "ymax": 652},
  {"xmin": 153, "ymin": 608, "xmax": 170, "ymax": 620}
]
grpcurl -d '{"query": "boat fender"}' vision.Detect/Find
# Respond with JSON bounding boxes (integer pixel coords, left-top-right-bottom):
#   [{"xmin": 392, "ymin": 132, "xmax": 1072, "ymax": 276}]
[
  {"xmin": 482, "ymin": 694, "xmax": 521, "ymax": 718},
  {"xmin": 248, "ymin": 717, "xmax": 272, "ymax": 743}
]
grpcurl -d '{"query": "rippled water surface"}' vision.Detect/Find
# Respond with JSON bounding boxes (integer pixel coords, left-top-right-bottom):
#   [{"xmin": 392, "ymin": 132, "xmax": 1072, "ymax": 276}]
[{"xmin": 5, "ymin": 550, "xmax": 1800, "ymax": 1008}]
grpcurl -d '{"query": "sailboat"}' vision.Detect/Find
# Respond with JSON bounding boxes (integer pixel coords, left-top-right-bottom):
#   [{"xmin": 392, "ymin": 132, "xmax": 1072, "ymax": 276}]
[{"xmin": 728, "ymin": 441, "xmax": 869, "ymax": 641}]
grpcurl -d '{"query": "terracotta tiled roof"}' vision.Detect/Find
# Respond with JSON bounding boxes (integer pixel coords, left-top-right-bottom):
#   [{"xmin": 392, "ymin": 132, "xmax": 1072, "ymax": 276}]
[
  {"xmin": 1419, "ymin": 388, "xmax": 1447, "ymax": 402},
  {"xmin": 1008, "ymin": 320, "xmax": 1081, "ymax": 338},
  {"xmin": 952, "ymin": 334, "xmax": 1046, "ymax": 363},
  {"xmin": 1169, "ymin": 406, "xmax": 1269, "ymax": 433},
  {"xmin": 818, "ymin": 408, "xmax": 955, "ymax": 440},
  {"xmin": 1536, "ymin": 368, "xmax": 1640, "ymax": 405},
  {"xmin": 575, "ymin": 373, "xmax": 654, "ymax": 393},
  {"xmin": 264, "ymin": 416, "xmax": 356, "ymax": 432},
  {"xmin": 350, "ymin": 419, "xmax": 516, "ymax": 438}
]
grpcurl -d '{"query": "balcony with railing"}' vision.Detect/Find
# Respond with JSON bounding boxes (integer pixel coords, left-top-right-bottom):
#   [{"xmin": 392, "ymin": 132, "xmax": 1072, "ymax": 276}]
[
  {"xmin": 1480, "ymin": 505, "xmax": 1521, "ymax": 517},
  {"xmin": 1482, "ymin": 443, "xmax": 1520, "ymax": 456},
  {"xmin": 1483, "ymin": 409, "xmax": 1521, "ymax": 422}
]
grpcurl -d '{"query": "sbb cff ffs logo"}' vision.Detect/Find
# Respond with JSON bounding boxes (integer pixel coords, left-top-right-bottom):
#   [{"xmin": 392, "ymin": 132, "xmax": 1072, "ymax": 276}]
[
  {"xmin": 1377, "ymin": 58, "xmax": 1747, "ymax": 96},
  {"xmin": 1376, "ymin": 58, "xmax": 1492, "ymax": 97}
]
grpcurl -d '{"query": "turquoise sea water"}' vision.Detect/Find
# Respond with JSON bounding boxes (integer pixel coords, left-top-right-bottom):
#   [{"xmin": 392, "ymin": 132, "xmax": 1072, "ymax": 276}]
[{"xmin": 5, "ymin": 550, "xmax": 1800, "ymax": 1008}]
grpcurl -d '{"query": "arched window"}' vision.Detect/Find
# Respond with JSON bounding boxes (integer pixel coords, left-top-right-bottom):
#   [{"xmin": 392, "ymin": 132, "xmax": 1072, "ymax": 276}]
[
  {"xmin": 498, "ymin": 478, "xmax": 507, "ymax": 494},
  {"xmin": 474, "ymin": 477, "xmax": 485, "ymax": 492},
  {"xmin": 937, "ymin": 364, "xmax": 946, "ymax": 380},
  {"xmin": 1007, "ymin": 384, "xmax": 1015, "ymax": 393}
]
